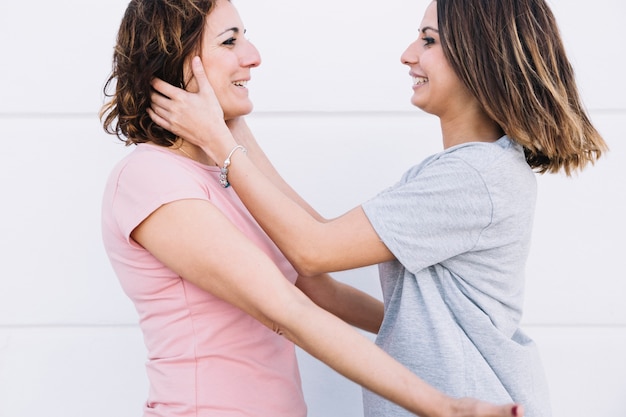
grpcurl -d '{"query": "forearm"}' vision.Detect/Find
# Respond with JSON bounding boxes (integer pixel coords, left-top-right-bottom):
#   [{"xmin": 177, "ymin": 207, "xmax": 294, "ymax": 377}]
[
  {"xmin": 206, "ymin": 136, "xmax": 392, "ymax": 275},
  {"xmin": 278, "ymin": 295, "xmax": 449, "ymax": 417},
  {"xmin": 227, "ymin": 118, "xmax": 325, "ymax": 221},
  {"xmin": 230, "ymin": 122, "xmax": 383, "ymax": 330},
  {"xmin": 206, "ymin": 134, "xmax": 333, "ymax": 273},
  {"xmin": 296, "ymin": 274, "xmax": 383, "ymax": 334}
]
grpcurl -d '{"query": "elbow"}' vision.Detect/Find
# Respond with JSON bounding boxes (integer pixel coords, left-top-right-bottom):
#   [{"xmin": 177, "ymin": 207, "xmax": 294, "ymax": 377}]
[
  {"xmin": 292, "ymin": 264, "xmax": 320, "ymax": 279},
  {"xmin": 266, "ymin": 288, "xmax": 318, "ymax": 344},
  {"xmin": 281, "ymin": 221, "xmax": 333, "ymax": 277},
  {"xmin": 290, "ymin": 251, "xmax": 327, "ymax": 278}
]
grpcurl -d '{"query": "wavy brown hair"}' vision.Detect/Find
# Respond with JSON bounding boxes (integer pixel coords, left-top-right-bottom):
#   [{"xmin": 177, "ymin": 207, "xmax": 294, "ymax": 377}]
[
  {"xmin": 437, "ymin": 0, "xmax": 607, "ymax": 175},
  {"xmin": 100, "ymin": 0, "xmax": 218, "ymax": 146}
]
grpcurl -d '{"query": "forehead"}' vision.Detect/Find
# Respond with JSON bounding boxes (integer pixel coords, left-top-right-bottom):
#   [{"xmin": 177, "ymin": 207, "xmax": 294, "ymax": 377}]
[
  {"xmin": 205, "ymin": 0, "xmax": 243, "ymax": 35},
  {"xmin": 419, "ymin": 1, "xmax": 438, "ymax": 29}
]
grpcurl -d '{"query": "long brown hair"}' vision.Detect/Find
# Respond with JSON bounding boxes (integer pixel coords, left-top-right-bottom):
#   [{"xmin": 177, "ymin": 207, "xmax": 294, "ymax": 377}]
[
  {"xmin": 100, "ymin": 0, "xmax": 217, "ymax": 146},
  {"xmin": 437, "ymin": 0, "xmax": 607, "ymax": 175}
]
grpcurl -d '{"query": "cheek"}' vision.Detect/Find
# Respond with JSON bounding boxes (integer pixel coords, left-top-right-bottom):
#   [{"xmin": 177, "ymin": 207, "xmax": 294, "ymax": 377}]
[{"xmin": 204, "ymin": 72, "xmax": 228, "ymax": 99}]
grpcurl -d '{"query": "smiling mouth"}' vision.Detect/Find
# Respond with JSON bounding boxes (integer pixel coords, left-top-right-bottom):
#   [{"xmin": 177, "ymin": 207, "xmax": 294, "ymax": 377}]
[
  {"xmin": 413, "ymin": 76, "xmax": 428, "ymax": 86},
  {"xmin": 233, "ymin": 80, "xmax": 248, "ymax": 87}
]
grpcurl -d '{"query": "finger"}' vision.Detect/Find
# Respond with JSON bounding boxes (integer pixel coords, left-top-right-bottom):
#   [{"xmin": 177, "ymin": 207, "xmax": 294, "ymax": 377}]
[
  {"xmin": 491, "ymin": 403, "xmax": 523, "ymax": 417},
  {"xmin": 150, "ymin": 89, "xmax": 173, "ymax": 112},
  {"xmin": 147, "ymin": 107, "xmax": 171, "ymax": 131},
  {"xmin": 510, "ymin": 404, "xmax": 523, "ymax": 417},
  {"xmin": 151, "ymin": 77, "xmax": 180, "ymax": 99},
  {"xmin": 455, "ymin": 399, "xmax": 523, "ymax": 417},
  {"xmin": 190, "ymin": 56, "xmax": 213, "ymax": 95}
]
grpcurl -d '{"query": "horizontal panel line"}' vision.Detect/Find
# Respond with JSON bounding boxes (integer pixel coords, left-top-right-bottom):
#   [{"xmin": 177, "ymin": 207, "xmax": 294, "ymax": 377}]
[
  {"xmin": 1, "ymin": 109, "xmax": 624, "ymax": 119},
  {"xmin": 0, "ymin": 323, "xmax": 139, "ymax": 329},
  {"xmin": 0, "ymin": 113, "xmax": 99, "ymax": 120},
  {"xmin": 251, "ymin": 109, "xmax": 626, "ymax": 118},
  {"xmin": 521, "ymin": 323, "xmax": 626, "ymax": 329},
  {"xmin": 1, "ymin": 323, "xmax": 625, "ymax": 330},
  {"xmin": 0, "ymin": 111, "xmax": 422, "ymax": 119}
]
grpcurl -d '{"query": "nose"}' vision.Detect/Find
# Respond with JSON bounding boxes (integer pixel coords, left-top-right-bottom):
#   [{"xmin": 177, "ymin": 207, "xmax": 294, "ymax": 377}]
[
  {"xmin": 241, "ymin": 39, "xmax": 261, "ymax": 68},
  {"xmin": 401, "ymin": 39, "xmax": 419, "ymax": 66}
]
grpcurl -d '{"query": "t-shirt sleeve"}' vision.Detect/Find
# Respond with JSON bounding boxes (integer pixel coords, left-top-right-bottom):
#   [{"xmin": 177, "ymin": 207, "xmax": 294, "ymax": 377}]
[
  {"xmin": 362, "ymin": 155, "xmax": 493, "ymax": 274},
  {"xmin": 110, "ymin": 152, "xmax": 211, "ymax": 243}
]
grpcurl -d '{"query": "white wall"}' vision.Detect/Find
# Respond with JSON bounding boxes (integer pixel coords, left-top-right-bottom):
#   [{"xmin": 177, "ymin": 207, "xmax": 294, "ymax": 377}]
[{"xmin": 0, "ymin": 0, "xmax": 624, "ymax": 416}]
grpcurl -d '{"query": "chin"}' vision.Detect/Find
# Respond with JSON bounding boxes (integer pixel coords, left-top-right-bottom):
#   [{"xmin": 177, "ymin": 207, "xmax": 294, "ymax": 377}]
[
  {"xmin": 223, "ymin": 103, "xmax": 254, "ymax": 120},
  {"xmin": 411, "ymin": 99, "xmax": 434, "ymax": 115}
]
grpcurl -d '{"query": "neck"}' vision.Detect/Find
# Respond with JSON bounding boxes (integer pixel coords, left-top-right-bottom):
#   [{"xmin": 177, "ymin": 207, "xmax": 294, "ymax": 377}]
[
  {"xmin": 440, "ymin": 110, "xmax": 503, "ymax": 149},
  {"xmin": 170, "ymin": 138, "xmax": 217, "ymax": 166}
]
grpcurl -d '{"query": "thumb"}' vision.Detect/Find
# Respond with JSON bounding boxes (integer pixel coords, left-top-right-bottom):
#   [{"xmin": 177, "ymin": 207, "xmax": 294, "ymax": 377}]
[
  {"xmin": 191, "ymin": 56, "xmax": 213, "ymax": 95},
  {"xmin": 190, "ymin": 55, "xmax": 225, "ymax": 120}
]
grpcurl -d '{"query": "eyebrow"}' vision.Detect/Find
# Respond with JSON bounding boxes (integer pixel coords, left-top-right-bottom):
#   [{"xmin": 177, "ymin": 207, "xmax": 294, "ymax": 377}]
[
  {"xmin": 217, "ymin": 27, "xmax": 240, "ymax": 37},
  {"xmin": 420, "ymin": 26, "xmax": 439, "ymax": 34}
]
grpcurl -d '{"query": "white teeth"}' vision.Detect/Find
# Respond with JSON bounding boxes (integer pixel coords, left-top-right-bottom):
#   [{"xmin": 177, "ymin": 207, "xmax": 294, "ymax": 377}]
[
  {"xmin": 412, "ymin": 76, "xmax": 428, "ymax": 86},
  {"xmin": 233, "ymin": 80, "xmax": 248, "ymax": 87}
]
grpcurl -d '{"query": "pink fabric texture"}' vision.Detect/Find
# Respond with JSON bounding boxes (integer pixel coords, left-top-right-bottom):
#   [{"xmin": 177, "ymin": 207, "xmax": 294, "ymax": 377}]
[{"xmin": 102, "ymin": 144, "xmax": 306, "ymax": 417}]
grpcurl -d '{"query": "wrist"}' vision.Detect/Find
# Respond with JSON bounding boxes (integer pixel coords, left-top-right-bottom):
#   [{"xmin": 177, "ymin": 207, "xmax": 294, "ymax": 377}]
[
  {"xmin": 226, "ymin": 117, "xmax": 255, "ymax": 148},
  {"xmin": 218, "ymin": 144, "xmax": 248, "ymax": 188},
  {"xmin": 198, "ymin": 125, "xmax": 237, "ymax": 163},
  {"xmin": 415, "ymin": 390, "xmax": 453, "ymax": 417}
]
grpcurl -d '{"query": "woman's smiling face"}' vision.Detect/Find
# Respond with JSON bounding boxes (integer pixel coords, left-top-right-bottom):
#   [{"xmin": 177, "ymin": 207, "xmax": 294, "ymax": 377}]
[
  {"xmin": 192, "ymin": 0, "xmax": 261, "ymax": 120},
  {"xmin": 400, "ymin": 1, "xmax": 477, "ymax": 120}
]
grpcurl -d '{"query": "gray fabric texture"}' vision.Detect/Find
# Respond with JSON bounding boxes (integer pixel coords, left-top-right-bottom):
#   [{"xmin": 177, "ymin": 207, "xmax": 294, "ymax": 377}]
[{"xmin": 361, "ymin": 136, "xmax": 550, "ymax": 417}]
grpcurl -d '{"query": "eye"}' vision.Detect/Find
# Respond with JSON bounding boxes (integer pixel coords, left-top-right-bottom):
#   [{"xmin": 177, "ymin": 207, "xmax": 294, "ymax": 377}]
[
  {"xmin": 422, "ymin": 36, "xmax": 435, "ymax": 46},
  {"xmin": 222, "ymin": 37, "xmax": 237, "ymax": 46}
]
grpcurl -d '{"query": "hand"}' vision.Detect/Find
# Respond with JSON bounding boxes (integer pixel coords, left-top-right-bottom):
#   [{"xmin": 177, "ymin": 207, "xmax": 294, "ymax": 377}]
[
  {"xmin": 450, "ymin": 398, "xmax": 523, "ymax": 417},
  {"xmin": 148, "ymin": 56, "xmax": 234, "ymax": 161}
]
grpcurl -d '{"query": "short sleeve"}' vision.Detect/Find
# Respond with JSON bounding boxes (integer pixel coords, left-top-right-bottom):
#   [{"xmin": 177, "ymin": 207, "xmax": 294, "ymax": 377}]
[
  {"xmin": 110, "ymin": 150, "xmax": 211, "ymax": 242},
  {"xmin": 362, "ymin": 156, "xmax": 493, "ymax": 274}
]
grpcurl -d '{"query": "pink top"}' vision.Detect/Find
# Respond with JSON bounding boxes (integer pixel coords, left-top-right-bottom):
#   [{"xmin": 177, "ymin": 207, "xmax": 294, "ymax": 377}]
[{"xmin": 101, "ymin": 144, "xmax": 306, "ymax": 417}]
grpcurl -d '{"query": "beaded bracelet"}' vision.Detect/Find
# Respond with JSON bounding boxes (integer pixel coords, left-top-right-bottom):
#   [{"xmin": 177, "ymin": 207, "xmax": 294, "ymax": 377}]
[{"xmin": 219, "ymin": 145, "xmax": 247, "ymax": 188}]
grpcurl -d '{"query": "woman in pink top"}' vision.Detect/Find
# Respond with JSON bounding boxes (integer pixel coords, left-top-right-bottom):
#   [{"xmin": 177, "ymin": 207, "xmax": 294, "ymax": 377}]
[{"xmin": 100, "ymin": 0, "xmax": 522, "ymax": 416}]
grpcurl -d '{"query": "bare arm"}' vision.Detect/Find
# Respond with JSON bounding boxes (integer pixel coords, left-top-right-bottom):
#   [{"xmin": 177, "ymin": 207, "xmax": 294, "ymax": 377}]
[
  {"xmin": 296, "ymin": 274, "xmax": 383, "ymax": 334},
  {"xmin": 226, "ymin": 116, "xmax": 324, "ymax": 221},
  {"xmin": 131, "ymin": 197, "xmax": 521, "ymax": 417},
  {"xmin": 149, "ymin": 57, "xmax": 395, "ymax": 277},
  {"xmin": 227, "ymin": 116, "xmax": 383, "ymax": 331}
]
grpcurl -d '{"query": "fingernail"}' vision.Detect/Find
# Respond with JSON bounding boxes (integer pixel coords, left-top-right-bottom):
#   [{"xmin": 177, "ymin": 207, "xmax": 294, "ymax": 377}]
[{"xmin": 511, "ymin": 405, "xmax": 519, "ymax": 417}]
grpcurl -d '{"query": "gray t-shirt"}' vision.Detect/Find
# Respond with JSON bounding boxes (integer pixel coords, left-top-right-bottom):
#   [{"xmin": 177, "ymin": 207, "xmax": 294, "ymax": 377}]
[{"xmin": 362, "ymin": 136, "xmax": 550, "ymax": 417}]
